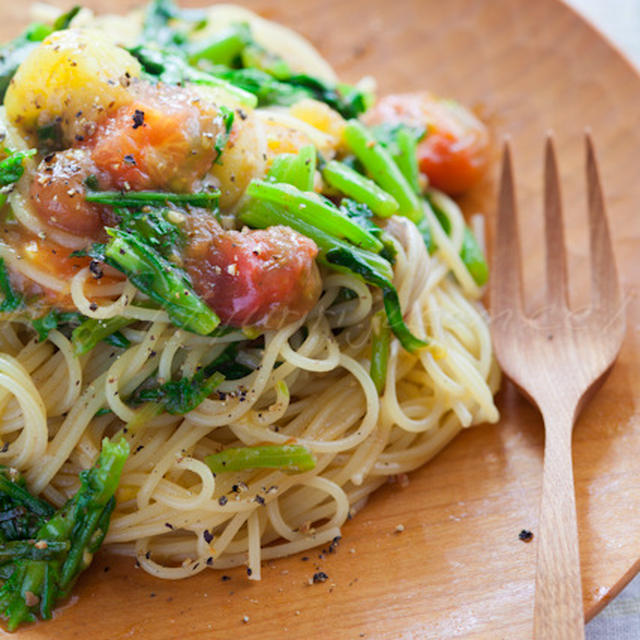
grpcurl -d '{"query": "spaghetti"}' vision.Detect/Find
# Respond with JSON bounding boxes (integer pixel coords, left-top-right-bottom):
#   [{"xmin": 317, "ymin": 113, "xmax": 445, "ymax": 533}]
[{"xmin": 0, "ymin": 1, "xmax": 499, "ymax": 590}]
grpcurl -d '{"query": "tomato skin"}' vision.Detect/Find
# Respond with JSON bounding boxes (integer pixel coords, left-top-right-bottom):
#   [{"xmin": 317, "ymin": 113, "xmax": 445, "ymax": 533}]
[
  {"xmin": 90, "ymin": 82, "xmax": 221, "ymax": 192},
  {"xmin": 30, "ymin": 149, "xmax": 114, "ymax": 237},
  {"xmin": 185, "ymin": 217, "xmax": 321, "ymax": 329},
  {"xmin": 365, "ymin": 92, "xmax": 489, "ymax": 195}
]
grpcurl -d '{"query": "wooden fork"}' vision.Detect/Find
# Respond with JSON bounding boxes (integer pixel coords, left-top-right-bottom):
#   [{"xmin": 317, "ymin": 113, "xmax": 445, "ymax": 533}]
[{"xmin": 490, "ymin": 134, "xmax": 626, "ymax": 639}]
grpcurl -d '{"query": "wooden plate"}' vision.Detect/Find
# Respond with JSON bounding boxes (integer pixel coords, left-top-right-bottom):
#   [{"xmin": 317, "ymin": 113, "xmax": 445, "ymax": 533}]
[{"xmin": 2, "ymin": 0, "xmax": 640, "ymax": 637}]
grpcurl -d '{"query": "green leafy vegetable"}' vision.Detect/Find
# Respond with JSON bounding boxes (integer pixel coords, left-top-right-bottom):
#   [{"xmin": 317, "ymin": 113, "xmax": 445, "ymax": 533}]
[
  {"xmin": 0, "ymin": 258, "xmax": 21, "ymax": 313},
  {"xmin": 187, "ymin": 23, "xmax": 250, "ymax": 66},
  {"xmin": 246, "ymin": 180, "xmax": 383, "ymax": 253},
  {"xmin": 322, "ymin": 160, "xmax": 399, "ymax": 218},
  {"xmin": 130, "ymin": 342, "xmax": 251, "ymax": 414},
  {"xmin": 115, "ymin": 207, "xmax": 184, "ymax": 258},
  {"xmin": 71, "ymin": 316, "xmax": 133, "ymax": 356},
  {"xmin": 266, "ymin": 144, "xmax": 316, "ymax": 191},
  {"xmin": 103, "ymin": 331, "xmax": 131, "ymax": 350},
  {"xmin": 0, "ymin": 438, "xmax": 129, "ymax": 631},
  {"xmin": 139, "ymin": 0, "xmax": 206, "ymax": 49},
  {"xmin": 31, "ymin": 310, "xmax": 84, "ymax": 342},
  {"xmin": 369, "ymin": 310, "xmax": 390, "ymax": 395},
  {"xmin": 0, "ymin": 149, "xmax": 36, "ymax": 208},
  {"xmin": 371, "ymin": 122, "xmax": 425, "ymax": 195},
  {"xmin": 339, "ymin": 199, "xmax": 396, "ymax": 263},
  {"xmin": 129, "ymin": 45, "xmax": 258, "ymax": 107},
  {"xmin": 52, "ymin": 6, "xmax": 81, "ymax": 31},
  {"xmin": 85, "ymin": 189, "xmax": 219, "ymax": 209},
  {"xmin": 344, "ymin": 120, "xmax": 421, "ymax": 221},
  {"xmin": 93, "ymin": 228, "xmax": 219, "ymax": 335},
  {"xmin": 239, "ymin": 196, "xmax": 394, "ymax": 282},
  {"xmin": 214, "ymin": 105, "xmax": 235, "ymax": 161},
  {"xmin": 135, "ymin": 370, "xmax": 224, "ymax": 415},
  {"xmin": 324, "ymin": 247, "xmax": 428, "ymax": 353},
  {"xmin": 205, "ymin": 444, "xmax": 316, "ymax": 474},
  {"xmin": 460, "ymin": 226, "xmax": 488, "ymax": 286},
  {"xmin": 0, "ymin": 468, "xmax": 54, "ymax": 543}
]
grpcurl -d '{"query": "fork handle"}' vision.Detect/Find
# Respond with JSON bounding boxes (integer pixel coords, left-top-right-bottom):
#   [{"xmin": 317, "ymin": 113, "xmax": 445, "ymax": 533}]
[{"xmin": 533, "ymin": 412, "xmax": 585, "ymax": 639}]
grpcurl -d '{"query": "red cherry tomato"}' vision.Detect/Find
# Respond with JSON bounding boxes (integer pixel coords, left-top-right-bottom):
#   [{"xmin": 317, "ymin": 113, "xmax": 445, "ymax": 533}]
[
  {"xmin": 366, "ymin": 92, "xmax": 489, "ymax": 195},
  {"xmin": 185, "ymin": 217, "xmax": 321, "ymax": 329}
]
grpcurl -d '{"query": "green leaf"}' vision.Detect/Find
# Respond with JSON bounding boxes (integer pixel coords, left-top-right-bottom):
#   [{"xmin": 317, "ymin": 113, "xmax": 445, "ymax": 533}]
[
  {"xmin": 0, "ymin": 258, "xmax": 22, "ymax": 313},
  {"xmin": 31, "ymin": 310, "xmax": 84, "ymax": 342},
  {"xmin": 205, "ymin": 444, "xmax": 315, "ymax": 474}
]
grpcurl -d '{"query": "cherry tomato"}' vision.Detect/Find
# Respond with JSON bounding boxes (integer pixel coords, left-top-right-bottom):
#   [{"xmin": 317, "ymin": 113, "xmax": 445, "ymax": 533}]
[
  {"xmin": 30, "ymin": 149, "xmax": 113, "ymax": 237},
  {"xmin": 90, "ymin": 82, "xmax": 222, "ymax": 192},
  {"xmin": 366, "ymin": 92, "xmax": 489, "ymax": 195},
  {"xmin": 184, "ymin": 216, "xmax": 321, "ymax": 329}
]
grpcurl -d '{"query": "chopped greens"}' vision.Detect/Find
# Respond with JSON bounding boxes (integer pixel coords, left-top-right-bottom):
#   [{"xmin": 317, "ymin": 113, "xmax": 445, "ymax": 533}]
[
  {"xmin": 324, "ymin": 247, "xmax": 428, "ymax": 353},
  {"xmin": 370, "ymin": 309, "xmax": 390, "ymax": 395},
  {"xmin": 370, "ymin": 122, "xmax": 426, "ymax": 195},
  {"xmin": 129, "ymin": 45, "xmax": 258, "ymax": 107},
  {"xmin": 0, "ymin": 259, "xmax": 22, "ymax": 313},
  {"xmin": 205, "ymin": 444, "xmax": 316, "ymax": 474},
  {"xmin": 130, "ymin": 343, "xmax": 251, "ymax": 414},
  {"xmin": 246, "ymin": 180, "xmax": 383, "ymax": 253},
  {"xmin": 0, "ymin": 438, "xmax": 129, "ymax": 631},
  {"xmin": 134, "ymin": 370, "xmax": 224, "ymax": 415},
  {"xmin": 266, "ymin": 144, "xmax": 316, "ymax": 191},
  {"xmin": 31, "ymin": 310, "xmax": 84, "ymax": 342},
  {"xmin": 71, "ymin": 316, "xmax": 133, "ymax": 356},
  {"xmin": 339, "ymin": 199, "xmax": 396, "ymax": 263},
  {"xmin": 214, "ymin": 105, "xmax": 235, "ymax": 160},
  {"xmin": 460, "ymin": 226, "xmax": 489, "ymax": 286},
  {"xmin": 344, "ymin": 120, "xmax": 422, "ymax": 221},
  {"xmin": 85, "ymin": 189, "xmax": 219, "ymax": 210},
  {"xmin": 322, "ymin": 160, "xmax": 399, "ymax": 218},
  {"xmin": 0, "ymin": 149, "xmax": 36, "ymax": 208},
  {"xmin": 98, "ymin": 228, "xmax": 220, "ymax": 336}
]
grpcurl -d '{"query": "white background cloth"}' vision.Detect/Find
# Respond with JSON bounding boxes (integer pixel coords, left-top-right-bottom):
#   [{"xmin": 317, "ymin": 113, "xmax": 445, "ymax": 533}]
[{"xmin": 562, "ymin": 1, "xmax": 640, "ymax": 637}]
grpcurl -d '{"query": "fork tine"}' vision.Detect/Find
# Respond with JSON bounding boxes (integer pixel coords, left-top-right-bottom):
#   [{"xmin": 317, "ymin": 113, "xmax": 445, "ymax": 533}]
[
  {"xmin": 543, "ymin": 135, "xmax": 568, "ymax": 312},
  {"xmin": 491, "ymin": 140, "xmax": 524, "ymax": 316},
  {"xmin": 585, "ymin": 133, "xmax": 620, "ymax": 311}
]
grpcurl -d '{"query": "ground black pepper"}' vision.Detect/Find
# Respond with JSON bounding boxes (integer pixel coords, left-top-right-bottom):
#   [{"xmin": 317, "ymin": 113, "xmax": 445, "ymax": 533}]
[{"xmin": 519, "ymin": 529, "xmax": 534, "ymax": 542}]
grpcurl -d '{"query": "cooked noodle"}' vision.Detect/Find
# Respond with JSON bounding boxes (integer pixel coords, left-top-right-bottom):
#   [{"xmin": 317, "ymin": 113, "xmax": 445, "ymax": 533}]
[{"xmin": 0, "ymin": 3, "xmax": 499, "ymax": 582}]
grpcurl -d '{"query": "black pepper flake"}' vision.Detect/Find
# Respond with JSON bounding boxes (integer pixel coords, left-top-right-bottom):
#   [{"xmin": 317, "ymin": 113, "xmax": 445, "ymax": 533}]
[
  {"xmin": 150, "ymin": 592, "xmax": 156, "ymax": 598},
  {"xmin": 218, "ymin": 495, "xmax": 228, "ymax": 506},
  {"xmin": 237, "ymin": 109, "xmax": 247, "ymax": 120},
  {"xmin": 203, "ymin": 530, "xmax": 214, "ymax": 544},
  {"xmin": 328, "ymin": 536, "xmax": 341, "ymax": 553},
  {"xmin": 164, "ymin": 522, "xmax": 174, "ymax": 530},
  {"xmin": 221, "ymin": 575, "xmax": 231, "ymax": 582},
  {"xmin": 44, "ymin": 153, "xmax": 55, "ymax": 163},
  {"xmin": 312, "ymin": 571, "xmax": 328, "ymax": 584},
  {"xmin": 254, "ymin": 495, "xmax": 265, "ymax": 506},
  {"xmin": 0, "ymin": 443, "xmax": 9, "ymax": 453},
  {"xmin": 206, "ymin": 557, "xmax": 213, "ymax": 566},
  {"xmin": 132, "ymin": 109, "xmax": 145, "ymax": 129},
  {"xmin": 135, "ymin": 445, "xmax": 144, "ymax": 453},
  {"xmin": 89, "ymin": 302, "xmax": 98, "ymax": 311},
  {"xmin": 89, "ymin": 260, "xmax": 103, "ymax": 279},
  {"xmin": 123, "ymin": 154, "xmax": 136, "ymax": 166},
  {"xmin": 103, "ymin": 566, "xmax": 110, "ymax": 573},
  {"xmin": 145, "ymin": 551, "xmax": 151, "ymax": 559},
  {"xmin": 301, "ymin": 556, "xmax": 309, "ymax": 562},
  {"xmin": 519, "ymin": 529, "xmax": 534, "ymax": 543},
  {"xmin": 247, "ymin": 568, "xmax": 252, "ymax": 576}
]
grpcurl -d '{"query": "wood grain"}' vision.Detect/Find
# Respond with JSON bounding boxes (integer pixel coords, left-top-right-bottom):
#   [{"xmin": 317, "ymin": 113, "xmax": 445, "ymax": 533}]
[
  {"xmin": 491, "ymin": 137, "xmax": 625, "ymax": 639},
  {"xmin": 1, "ymin": 0, "xmax": 640, "ymax": 638}
]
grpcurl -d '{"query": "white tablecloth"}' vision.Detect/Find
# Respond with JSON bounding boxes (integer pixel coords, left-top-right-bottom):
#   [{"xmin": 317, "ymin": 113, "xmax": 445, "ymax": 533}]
[{"xmin": 562, "ymin": 1, "xmax": 640, "ymax": 637}]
